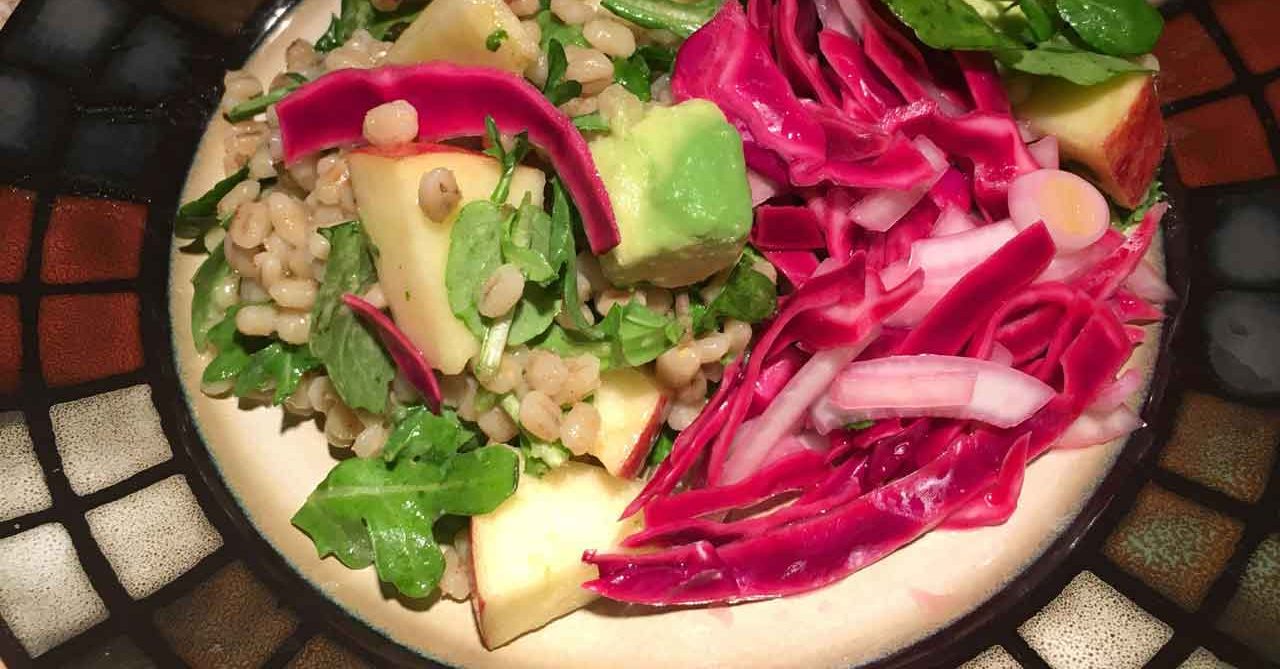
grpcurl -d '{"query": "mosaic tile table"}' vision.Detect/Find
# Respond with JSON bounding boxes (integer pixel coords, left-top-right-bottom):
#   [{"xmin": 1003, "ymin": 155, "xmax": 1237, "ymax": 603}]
[{"xmin": 0, "ymin": 0, "xmax": 1278, "ymax": 667}]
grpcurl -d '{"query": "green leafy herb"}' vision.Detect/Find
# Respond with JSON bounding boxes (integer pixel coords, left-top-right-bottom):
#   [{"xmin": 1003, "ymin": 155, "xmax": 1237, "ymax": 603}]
[
  {"xmin": 191, "ymin": 245, "xmax": 234, "ymax": 352},
  {"xmin": 233, "ymin": 342, "xmax": 322, "ymax": 405},
  {"xmin": 879, "ymin": 0, "xmax": 1022, "ymax": 50},
  {"xmin": 647, "ymin": 431, "xmax": 675, "ymax": 468},
  {"xmin": 536, "ymin": 325, "xmax": 616, "ymax": 367},
  {"xmin": 1055, "ymin": 0, "xmax": 1163, "ymax": 57},
  {"xmin": 482, "ymin": 117, "xmax": 532, "ymax": 204},
  {"xmin": 382, "ymin": 407, "xmax": 480, "ymax": 461},
  {"xmin": 572, "ymin": 112, "xmax": 610, "ymax": 133},
  {"xmin": 599, "ymin": 0, "xmax": 723, "ymax": 38},
  {"xmin": 310, "ymin": 222, "xmax": 396, "ymax": 414},
  {"xmin": 543, "ymin": 40, "xmax": 583, "ymax": 107},
  {"xmin": 315, "ymin": 0, "xmax": 424, "ymax": 52},
  {"xmin": 224, "ymin": 73, "xmax": 306, "ymax": 123},
  {"xmin": 534, "ymin": 9, "xmax": 588, "ymax": 50},
  {"xmin": 612, "ymin": 53, "xmax": 652, "ymax": 102},
  {"xmin": 508, "ymin": 282, "xmax": 562, "ymax": 346},
  {"xmin": 1018, "ymin": 0, "xmax": 1056, "ymax": 42},
  {"xmin": 551, "ymin": 180, "xmax": 595, "ymax": 333},
  {"xmin": 446, "ymin": 201, "xmax": 506, "ymax": 336},
  {"xmin": 635, "ymin": 44, "xmax": 676, "ymax": 76},
  {"xmin": 597, "ymin": 301, "xmax": 684, "ymax": 368},
  {"xmin": 485, "ymin": 28, "xmax": 509, "ymax": 52},
  {"xmin": 202, "ymin": 306, "xmax": 257, "ymax": 387},
  {"xmin": 1113, "ymin": 179, "xmax": 1165, "ymax": 229},
  {"xmin": 174, "ymin": 168, "xmax": 249, "ymax": 240},
  {"xmin": 845, "ymin": 419, "xmax": 876, "ymax": 431},
  {"xmin": 694, "ymin": 251, "xmax": 778, "ymax": 334},
  {"xmin": 518, "ymin": 432, "xmax": 571, "ymax": 477},
  {"xmin": 997, "ymin": 37, "xmax": 1152, "ymax": 86},
  {"xmin": 502, "ymin": 202, "xmax": 557, "ymax": 284},
  {"xmin": 292, "ymin": 429, "xmax": 517, "ymax": 598}
]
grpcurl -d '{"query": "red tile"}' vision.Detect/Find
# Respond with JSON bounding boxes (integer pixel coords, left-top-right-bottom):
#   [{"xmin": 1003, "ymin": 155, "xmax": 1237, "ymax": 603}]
[
  {"xmin": 1169, "ymin": 96, "xmax": 1277, "ymax": 187},
  {"xmin": 0, "ymin": 296, "xmax": 20, "ymax": 395},
  {"xmin": 1213, "ymin": 0, "xmax": 1280, "ymax": 74},
  {"xmin": 1266, "ymin": 80, "xmax": 1280, "ymax": 123},
  {"xmin": 0, "ymin": 187, "xmax": 35, "ymax": 283},
  {"xmin": 42, "ymin": 196, "xmax": 146, "ymax": 284},
  {"xmin": 1153, "ymin": 14, "xmax": 1235, "ymax": 103},
  {"xmin": 39, "ymin": 293, "xmax": 142, "ymax": 387}
]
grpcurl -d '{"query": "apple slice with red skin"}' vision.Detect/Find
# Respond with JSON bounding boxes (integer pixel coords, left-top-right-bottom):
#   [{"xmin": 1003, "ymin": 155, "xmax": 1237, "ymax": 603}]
[{"xmin": 587, "ymin": 368, "xmax": 670, "ymax": 479}]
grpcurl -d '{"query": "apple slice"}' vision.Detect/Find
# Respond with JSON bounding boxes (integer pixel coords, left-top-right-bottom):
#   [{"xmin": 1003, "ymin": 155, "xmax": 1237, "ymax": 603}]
[
  {"xmin": 1012, "ymin": 71, "xmax": 1165, "ymax": 209},
  {"xmin": 386, "ymin": 0, "xmax": 538, "ymax": 75},
  {"xmin": 347, "ymin": 143, "xmax": 545, "ymax": 374},
  {"xmin": 587, "ymin": 368, "xmax": 669, "ymax": 479},
  {"xmin": 470, "ymin": 461, "xmax": 643, "ymax": 648}
]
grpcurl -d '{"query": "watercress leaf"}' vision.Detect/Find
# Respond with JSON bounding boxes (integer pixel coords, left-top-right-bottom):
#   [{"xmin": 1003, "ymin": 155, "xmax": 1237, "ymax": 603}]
[
  {"xmin": 310, "ymin": 222, "xmax": 396, "ymax": 413},
  {"xmin": 315, "ymin": 0, "xmax": 424, "ymax": 52},
  {"xmin": 612, "ymin": 53, "xmax": 652, "ymax": 102},
  {"xmin": 708, "ymin": 260, "xmax": 777, "ymax": 324},
  {"xmin": 545, "ymin": 181, "xmax": 574, "ymax": 276},
  {"xmin": 542, "ymin": 39, "xmax": 582, "ymax": 106},
  {"xmin": 609, "ymin": 301, "xmax": 681, "ymax": 367},
  {"xmin": 1055, "ymin": 0, "xmax": 1163, "ymax": 57},
  {"xmin": 201, "ymin": 306, "xmax": 258, "ymax": 386},
  {"xmin": 879, "ymin": 0, "xmax": 1023, "ymax": 50},
  {"xmin": 175, "ymin": 167, "xmax": 248, "ymax": 239},
  {"xmin": 534, "ymin": 10, "xmax": 588, "ymax": 50},
  {"xmin": 635, "ymin": 44, "xmax": 676, "ymax": 75},
  {"xmin": 598, "ymin": 0, "xmax": 722, "ymax": 38},
  {"xmin": 191, "ymin": 244, "xmax": 234, "ymax": 352},
  {"xmin": 486, "ymin": 28, "xmax": 509, "ymax": 52},
  {"xmin": 508, "ymin": 282, "xmax": 562, "ymax": 346},
  {"xmin": 224, "ymin": 73, "xmax": 307, "ymax": 123},
  {"xmin": 291, "ymin": 443, "xmax": 518, "ymax": 598},
  {"xmin": 1018, "ymin": 0, "xmax": 1057, "ymax": 42},
  {"xmin": 232, "ymin": 342, "xmax": 323, "ymax": 405},
  {"xmin": 502, "ymin": 203, "xmax": 557, "ymax": 284},
  {"xmin": 381, "ymin": 407, "xmax": 479, "ymax": 462},
  {"xmin": 997, "ymin": 38, "xmax": 1151, "ymax": 85},
  {"xmin": 535, "ymin": 325, "xmax": 616, "ymax": 368},
  {"xmin": 446, "ymin": 201, "xmax": 506, "ymax": 336},
  {"xmin": 571, "ymin": 112, "xmax": 610, "ymax": 133}
]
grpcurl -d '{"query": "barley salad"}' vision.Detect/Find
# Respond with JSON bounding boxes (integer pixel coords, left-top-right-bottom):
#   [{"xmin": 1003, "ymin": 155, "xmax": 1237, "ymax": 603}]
[{"xmin": 177, "ymin": 0, "xmax": 1170, "ymax": 650}]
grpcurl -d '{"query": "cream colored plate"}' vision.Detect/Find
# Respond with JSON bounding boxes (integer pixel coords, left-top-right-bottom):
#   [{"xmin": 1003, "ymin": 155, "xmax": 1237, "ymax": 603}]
[{"xmin": 170, "ymin": 3, "xmax": 1163, "ymax": 666}]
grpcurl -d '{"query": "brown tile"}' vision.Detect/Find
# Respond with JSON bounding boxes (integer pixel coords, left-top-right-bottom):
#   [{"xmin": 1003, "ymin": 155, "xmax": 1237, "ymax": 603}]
[
  {"xmin": 157, "ymin": 0, "xmax": 267, "ymax": 36},
  {"xmin": 60, "ymin": 634, "xmax": 155, "ymax": 669},
  {"xmin": 42, "ymin": 196, "xmax": 146, "ymax": 284},
  {"xmin": 1218, "ymin": 534, "xmax": 1280, "ymax": 662},
  {"xmin": 1213, "ymin": 0, "xmax": 1280, "ymax": 74},
  {"xmin": 0, "ymin": 296, "xmax": 19, "ymax": 395},
  {"xmin": 38, "ymin": 293, "xmax": 142, "ymax": 387},
  {"xmin": 156, "ymin": 562, "xmax": 297, "ymax": 669},
  {"xmin": 1160, "ymin": 392, "xmax": 1279, "ymax": 503},
  {"xmin": 1153, "ymin": 14, "xmax": 1235, "ymax": 103},
  {"xmin": 0, "ymin": 186, "xmax": 35, "ymax": 283},
  {"xmin": 286, "ymin": 635, "xmax": 372, "ymax": 669},
  {"xmin": 1168, "ymin": 96, "xmax": 1276, "ymax": 187},
  {"xmin": 1104, "ymin": 484, "xmax": 1244, "ymax": 610}
]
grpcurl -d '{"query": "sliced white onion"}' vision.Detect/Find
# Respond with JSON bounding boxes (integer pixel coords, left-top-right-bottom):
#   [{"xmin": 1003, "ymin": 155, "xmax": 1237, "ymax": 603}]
[
  {"xmin": 989, "ymin": 342, "xmax": 1014, "ymax": 366},
  {"xmin": 932, "ymin": 204, "xmax": 978, "ymax": 237},
  {"xmin": 909, "ymin": 219, "xmax": 1018, "ymax": 277},
  {"xmin": 1124, "ymin": 260, "xmax": 1175, "ymax": 304},
  {"xmin": 849, "ymin": 138, "xmax": 949, "ymax": 233},
  {"xmin": 747, "ymin": 169, "xmax": 783, "ymax": 207},
  {"xmin": 1008, "ymin": 168, "xmax": 1109, "ymax": 252},
  {"xmin": 1090, "ymin": 368, "xmax": 1144, "ymax": 413},
  {"xmin": 1027, "ymin": 135, "xmax": 1059, "ymax": 170},
  {"xmin": 1055, "ymin": 405, "xmax": 1144, "ymax": 450},
  {"xmin": 829, "ymin": 354, "xmax": 1055, "ymax": 428}
]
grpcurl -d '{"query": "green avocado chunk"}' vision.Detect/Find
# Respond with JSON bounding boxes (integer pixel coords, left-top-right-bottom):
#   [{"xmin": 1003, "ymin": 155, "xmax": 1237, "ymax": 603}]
[{"xmin": 590, "ymin": 100, "xmax": 753, "ymax": 288}]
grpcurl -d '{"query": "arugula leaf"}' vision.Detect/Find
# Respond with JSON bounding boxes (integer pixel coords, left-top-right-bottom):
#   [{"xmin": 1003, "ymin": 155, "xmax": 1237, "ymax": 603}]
[
  {"xmin": 612, "ymin": 53, "xmax": 652, "ymax": 102},
  {"xmin": 315, "ymin": 0, "xmax": 424, "ymax": 52},
  {"xmin": 446, "ymin": 201, "xmax": 506, "ymax": 336},
  {"xmin": 292, "ymin": 443, "xmax": 518, "ymax": 598},
  {"xmin": 635, "ymin": 44, "xmax": 676, "ymax": 76},
  {"xmin": 233, "ymin": 342, "xmax": 322, "ymax": 405},
  {"xmin": 694, "ymin": 251, "xmax": 778, "ymax": 334},
  {"xmin": 486, "ymin": 28, "xmax": 509, "ymax": 52},
  {"xmin": 482, "ymin": 117, "xmax": 532, "ymax": 204},
  {"xmin": 502, "ymin": 202, "xmax": 557, "ymax": 284},
  {"xmin": 543, "ymin": 40, "xmax": 583, "ymax": 106},
  {"xmin": 598, "ymin": 301, "xmax": 683, "ymax": 368},
  {"xmin": 1018, "ymin": 0, "xmax": 1056, "ymax": 42},
  {"xmin": 508, "ymin": 282, "xmax": 562, "ymax": 346},
  {"xmin": 997, "ymin": 37, "xmax": 1152, "ymax": 85},
  {"xmin": 382, "ymin": 407, "xmax": 480, "ymax": 461},
  {"xmin": 647, "ymin": 430, "xmax": 675, "ymax": 468},
  {"xmin": 572, "ymin": 112, "xmax": 610, "ymax": 133},
  {"xmin": 534, "ymin": 10, "xmax": 588, "ymax": 50},
  {"xmin": 225, "ymin": 73, "xmax": 306, "ymax": 123},
  {"xmin": 310, "ymin": 222, "xmax": 396, "ymax": 414},
  {"xmin": 879, "ymin": 0, "xmax": 1023, "ymax": 50},
  {"xmin": 175, "ymin": 168, "xmax": 248, "ymax": 240},
  {"xmin": 191, "ymin": 244, "xmax": 234, "ymax": 352},
  {"xmin": 1055, "ymin": 0, "xmax": 1163, "ymax": 57}
]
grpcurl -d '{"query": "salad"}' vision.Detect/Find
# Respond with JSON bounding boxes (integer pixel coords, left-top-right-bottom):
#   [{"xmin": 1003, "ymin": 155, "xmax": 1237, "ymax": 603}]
[{"xmin": 176, "ymin": 0, "xmax": 1171, "ymax": 650}]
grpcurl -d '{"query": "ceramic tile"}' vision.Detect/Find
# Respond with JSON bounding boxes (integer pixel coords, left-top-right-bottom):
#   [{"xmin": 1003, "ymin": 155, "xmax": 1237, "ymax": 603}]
[
  {"xmin": 1168, "ymin": 96, "xmax": 1276, "ymax": 187},
  {"xmin": 0, "ymin": 66, "xmax": 70, "ymax": 168},
  {"xmin": 92, "ymin": 16, "xmax": 192, "ymax": 104},
  {"xmin": 0, "ymin": 295, "xmax": 19, "ymax": 395},
  {"xmin": 1180, "ymin": 647, "xmax": 1234, "ymax": 668},
  {"xmin": 1203, "ymin": 291, "xmax": 1280, "ymax": 399},
  {"xmin": 286, "ymin": 635, "xmax": 372, "ymax": 669},
  {"xmin": 1217, "ymin": 534, "xmax": 1280, "ymax": 662},
  {"xmin": 1209, "ymin": 190, "xmax": 1280, "ymax": 287},
  {"xmin": 0, "ymin": 523, "xmax": 108, "ymax": 657},
  {"xmin": 1104, "ymin": 485, "xmax": 1243, "ymax": 609},
  {"xmin": 961, "ymin": 646, "xmax": 1021, "ymax": 669},
  {"xmin": 85, "ymin": 475, "xmax": 222, "ymax": 599},
  {"xmin": 1212, "ymin": 0, "xmax": 1280, "ymax": 74},
  {"xmin": 60, "ymin": 634, "xmax": 156, "ymax": 669},
  {"xmin": 157, "ymin": 0, "xmax": 266, "ymax": 36},
  {"xmin": 38, "ymin": 292, "xmax": 142, "ymax": 387},
  {"xmin": 42, "ymin": 196, "xmax": 146, "ymax": 284},
  {"xmin": 1160, "ymin": 391, "xmax": 1278, "ymax": 502},
  {"xmin": 0, "ymin": 186, "xmax": 35, "ymax": 283},
  {"xmin": 0, "ymin": 411, "xmax": 51, "ymax": 522},
  {"xmin": 0, "ymin": 0, "xmax": 133, "ymax": 78},
  {"xmin": 1019, "ymin": 571, "xmax": 1172, "ymax": 669},
  {"xmin": 156, "ymin": 561, "xmax": 298, "ymax": 668},
  {"xmin": 1152, "ymin": 14, "xmax": 1234, "ymax": 103},
  {"xmin": 63, "ymin": 119, "xmax": 161, "ymax": 190},
  {"xmin": 50, "ymin": 385, "xmax": 171, "ymax": 496}
]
